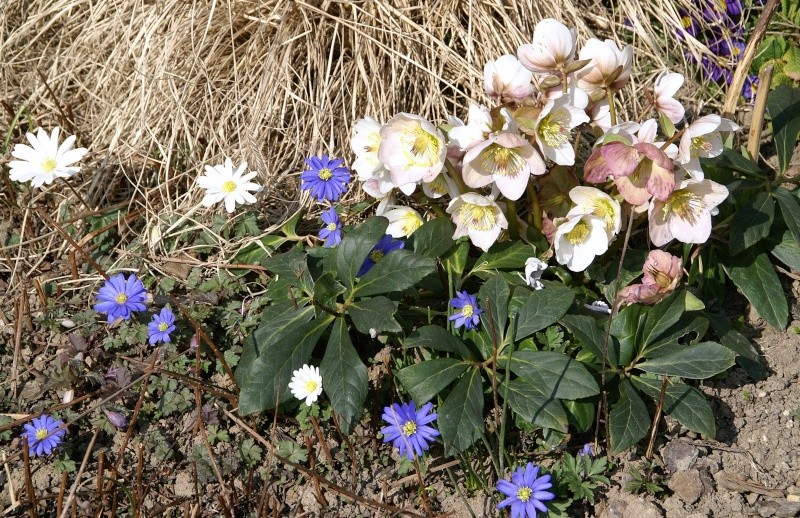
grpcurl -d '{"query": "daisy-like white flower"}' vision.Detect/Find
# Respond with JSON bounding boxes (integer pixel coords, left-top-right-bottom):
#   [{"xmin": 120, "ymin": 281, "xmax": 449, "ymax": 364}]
[
  {"xmin": 517, "ymin": 18, "xmax": 578, "ymax": 74},
  {"xmin": 534, "ymin": 94, "xmax": 590, "ymax": 166},
  {"xmin": 381, "ymin": 401, "xmax": 440, "ymax": 460},
  {"xmin": 350, "ymin": 116, "xmax": 384, "ymax": 179},
  {"xmin": 8, "ymin": 127, "xmax": 88, "ymax": 188},
  {"xmin": 678, "ymin": 115, "xmax": 740, "ymax": 180},
  {"xmin": 648, "ymin": 178, "xmax": 729, "ymax": 246},
  {"xmin": 553, "ymin": 214, "xmax": 609, "ymax": 272},
  {"xmin": 147, "ymin": 307, "xmax": 176, "ymax": 345},
  {"xmin": 383, "ymin": 206, "xmax": 424, "ymax": 238},
  {"xmin": 319, "ymin": 207, "xmax": 343, "ymax": 247},
  {"xmin": 576, "ymin": 38, "xmax": 633, "ymax": 93},
  {"xmin": 378, "ymin": 113, "xmax": 446, "ymax": 188},
  {"xmin": 565, "ymin": 186, "xmax": 621, "ymax": 236},
  {"xmin": 523, "ymin": 257, "xmax": 548, "ymax": 290},
  {"xmin": 447, "ymin": 193, "xmax": 508, "ymax": 252},
  {"xmin": 288, "ymin": 364, "xmax": 323, "ymax": 406},
  {"xmin": 653, "ymin": 71, "xmax": 685, "ymax": 124},
  {"xmin": 300, "ymin": 155, "xmax": 351, "ymax": 202},
  {"xmin": 22, "ymin": 415, "xmax": 66, "ymax": 457},
  {"xmin": 198, "ymin": 158, "xmax": 261, "ymax": 213},
  {"xmin": 358, "ymin": 235, "xmax": 405, "ymax": 277},
  {"xmin": 449, "ymin": 291, "xmax": 483, "ymax": 330},
  {"xmin": 484, "ymin": 54, "xmax": 534, "ymax": 103},
  {"xmin": 462, "ymin": 131, "xmax": 546, "ymax": 201},
  {"xmin": 496, "ymin": 462, "xmax": 555, "ymax": 518},
  {"xmin": 94, "ymin": 273, "xmax": 148, "ymax": 323}
]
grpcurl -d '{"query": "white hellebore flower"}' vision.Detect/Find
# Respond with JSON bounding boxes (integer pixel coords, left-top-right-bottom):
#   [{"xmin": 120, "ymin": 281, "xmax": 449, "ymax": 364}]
[
  {"xmin": 517, "ymin": 18, "xmax": 577, "ymax": 74},
  {"xmin": 462, "ymin": 131, "xmax": 546, "ymax": 201},
  {"xmin": 288, "ymin": 364, "xmax": 323, "ymax": 406},
  {"xmin": 448, "ymin": 104, "xmax": 493, "ymax": 153},
  {"xmin": 565, "ymin": 186, "xmax": 622, "ymax": 236},
  {"xmin": 198, "ymin": 158, "xmax": 261, "ymax": 213},
  {"xmin": 535, "ymin": 94, "xmax": 590, "ymax": 165},
  {"xmin": 350, "ymin": 116, "xmax": 384, "ymax": 179},
  {"xmin": 383, "ymin": 206, "xmax": 424, "ymax": 238},
  {"xmin": 423, "ymin": 173, "xmax": 459, "ymax": 199},
  {"xmin": 576, "ymin": 38, "xmax": 633, "ymax": 93},
  {"xmin": 9, "ymin": 127, "xmax": 88, "ymax": 188},
  {"xmin": 653, "ymin": 71, "xmax": 685, "ymax": 124},
  {"xmin": 648, "ymin": 178, "xmax": 729, "ymax": 247},
  {"xmin": 378, "ymin": 113, "xmax": 446, "ymax": 188},
  {"xmin": 447, "ymin": 193, "xmax": 508, "ymax": 252},
  {"xmin": 678, "ymin": 115, "xmax": 740, "ymax": 181},
  {"xmin": 554, "ymin": 214, "xmax": 609, "ymax": 272},
  {"xmin": 524, "ymin": 257, "xmax": 548, "ymax": 290},
  {"xmin": 484, "ymin": 54, "xmax": 534, "ymax": 103}
]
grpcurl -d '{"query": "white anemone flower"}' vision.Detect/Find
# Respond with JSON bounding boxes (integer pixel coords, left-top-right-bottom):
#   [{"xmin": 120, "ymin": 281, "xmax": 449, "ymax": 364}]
[
  {"xmin": 523, "ymin": 257, "xmax": 548, "ymax": 290},
  {"xmin": 447, "ymin": 193, "xmax": 508, "ymax": 252},
  {"xmin": 653, "ymin": 71, "xmax": 685, "ymax": 124},
  {"xmin": 9, "ymin": 127, "xmax": 88, "ymax": 188},
  {"xmin": 553, "ymin": 214, "xmax": 609, "ymax": 272},
  {"xmin": 576, "ymin": 38, "xmax": 633, "ymax": 93},
  {"xmin": 534, "ymin": 94, "xmax": 590, "ymax": 165},
  {"xmin": 383, "ymin": 206, "xmax": 424, "ymax": 238},
  {"xmin": 565, "ymin": 186, "xmax": 622, "ymax": 236},
  {"xmin": 462, "ymin": 131, "xmax": 546, "ymax": 201},
  {"xmin": 648, "ymin": 178, "xmax": 729, "ymax": 247},
  {"xmin": 517, "ymin": 18, "xmax": 577, "ymax": 74},
  {"xmin": 484, "ymin": 54, "xmax": 534, "ymax": 103},
  {"xmin": 288, "ymin": 364, "xmax": 323, "ymax": 406},
  {"xmin": 378, "ymin": 113, "xmax": 446, "ymax": 187},
  {"xmin": 350, "ymin": 116, "xmax": 383, "ymax": 180},
  {"xmin": 678, "ymin": 115, "xmax": 739, "ymax": 181},
  {"xmin": 198, "ymin": 158, "xmax": 261, "ymax": 213}
]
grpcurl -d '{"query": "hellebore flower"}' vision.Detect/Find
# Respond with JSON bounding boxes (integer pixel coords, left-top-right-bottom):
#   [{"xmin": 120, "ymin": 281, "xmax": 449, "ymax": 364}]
[
  {"xmin": 653, "ymin": 71, "xmax": 685, "ymax": 124},
  {"xmin": 678, "ymin": 114, "xmax": 739, "ymax": 180},
  {"xmin": 576, "ymin": 38, "xmax": 633, "ymax": 93},
  {"xmin": 423, "ymin": 173, "xmax": 459, "ymax": 199},
  {"xmin": 358, "ymin": 235, "xmax": 404, "ymax": 277},
  {"xmin": 300, "ymin": 155, "xmax": 351, "ymax": 202},
  {"xmin": 449, "ymin": 291, "xmax": 483, "ymax": 330},
  {"xmin": 94, "ymin": 273, "xmax": 148, "ymax": 323},
  {"xmin": 319, "ymin": 207, "xmax": 343, "ymax": 248},
  {"xmin": 448, "ymin": 104, "xmax": 493, "ymax": 153},
  {"xmin": 524, "ymin": 257, "xmax": 548, "ymax": 290},
  {"xmin": 289, "ymin": 364, "xmax": 323, "ymax": 406},
  {"xmin": 383, "ymin": 206, "xmax": 424, "ymax": 238},
  {"xmin": 22, "ymin": 415, "xmax": 66, "ymax": 457},
  {"xmin": 381, "ymin": 401, "xmax": 440, "ymax": 460},
  {"xmin": 619, "ymin": 249, "xmax": 684, "ymax": 306},
  {"xmin": 534, "ymin": 94, "xmax": 590, "ymax": 166},
  {"xmin": 614, "ymin": 142, "xmax": 676, "ymax": 206},
  {"xmin": 462, "ymin": 131, "xmax": 546, "ymax": 201},
  {"xmin": 484, "ymin": 54, "xmax": 535, "ymax": 103},
  {"xmin": 350, "ymin": 116, "xmax": 384, "ymax": 179},
  {"xmin": 565, "ymin": 186, "xmax": 621, "ymax": 236},
  {"xmin": 496, "ymin": 462, "xmax": 555, "ymax": 518},
  {"xmin": 147, "ymin": 307, "xmax": 176, "ymax": 345},
  {"xmin": 378, "ymin": 113, "xmax": 446, "ymax": 188},
  {"xmin": 8, "ymin": 127, "xmax": 88, "ymax": 188},
  {"xmin": 517, "ymin": 18, "xmax": 578, "ymax": 74},
  {"xmin": 648, "ymin": 179, "xmax": 729, "ymax": 246},
  {"xmin": 554, "ymin": 214, "xmax": 609, "ymax": 272},
  {"xmin": 447, "ymin": 193, "xmax": 508, "ymax": 252}
]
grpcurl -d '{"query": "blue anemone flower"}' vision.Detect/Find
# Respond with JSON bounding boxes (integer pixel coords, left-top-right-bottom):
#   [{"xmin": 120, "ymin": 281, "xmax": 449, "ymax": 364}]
[
  {"xmin": 381, "ymin": 401, "xmax": 440, "ymax": 460},
  {"xmin": 22, "ymin": 415, "xmax": 66, "ymax": 457},
  {"xmin": 357, "ymin": 235, "xmax": 404, "ymax": 277},
  {"xmin": 94, "ymin": 273, "xmax": 148, "ymax": 323},
  {"xmin": 319, "ymin": 207, "xmax": 343, "ymax": 248},
  {"xmin": 147, "ymin": 307, "xmax": 176, "ymax": 345},
  {"xmin": 300, "ymin": 155, "xmax": 350, "ymax": 202},
  {"xmin": 496, "ymin": 462, "xmax": 556, "ymax": 518},
  {"xmin": 448, "ymin": 291, "xmax": 482, "ymax": 330}
]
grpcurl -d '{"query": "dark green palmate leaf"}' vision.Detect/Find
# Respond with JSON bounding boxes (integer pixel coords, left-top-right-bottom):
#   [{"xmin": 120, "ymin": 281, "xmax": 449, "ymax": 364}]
[
  {"xmin": 729, "ymin": 191, "xmax": 775, "ymax": 256},
  {"xmin": 313, "ymin": 272, "xmax": 345, "ymax": 310},
  {"xmin": 335, "ymin": 217, "xmax": 388, "ymax": 291},
  {"xmin": 403, "ymin": 325, "xmax": 473, "ymax": 358},
  {"xmin": 347, "ymin": 296, "xmax": 401, "ymax": 334},
  {"xmin": 261, "ymin": 246, "xmax": 314, "ymax": 295},
  {"xmin": 631, "ymin": 377, "xmax": 716, "ymax": 438},
  {"xmin": 767, "ymin": 84, "xmax": 800, "ymax": 174},
  {"xmin": 237, "ymin": 303, "xmax": 311, "ymax": 381},
  {"xmin": 443, "ymin": 240, "xmax": 470, "ymax": 280},
  {"xmin": 701, "ymin": 148, "xmax": 768, "ymax": 180},
  {"xmin": 396, "ymin": 358, "xmax": 469, "ymax": 404},
  {"xmin": 238, "ymin": 313, "xmax": 334, "ymax": 415},
  {"xmin": 772, "ymin": 187, "xmax": 800, "ymax": 246},
  {"xmin": 479, "ymin": 274, "xmax": 510, "ymax": 343},
  {"xmin": 505, "ymin": 350, "xmax": 599, "ymax": 400},
  {"xmin": 411, "ymin": 218, "xmax": 456, "ymax": 258},
  {"xmin": 723, "ymin": 245, "xmax": 788, "ymax": 329},
  {"xmin": 636, "ymin": 342, "xmax": 735, "ymax": 379},
  {"xmin": 503, "ymin": 378, "xmax": 568, "ymax": 431},
  {"xmin": 320, "ymin": 318, "xmax": 368, "ymax": 434},
  {"xmin": 560, "ymin": 314, "xmax": 618, "ymax": 366},
  {"xmin": 609, "ymin": 379, "xmax": 650, "ymax": 454},
  {"xmin": 438, "ymin": 368, "xmax": 484, "ymax": 456},
  {"xmin": 469, "ymin": 241, "xmax": 535, "ymax": 274},
  {"xmin": 355, "ymin": 249, "xmax": 436, "ymax": 297},
  {"xmin": 515, "ymin": 281, "xmax": 574, "ymax": 340}
]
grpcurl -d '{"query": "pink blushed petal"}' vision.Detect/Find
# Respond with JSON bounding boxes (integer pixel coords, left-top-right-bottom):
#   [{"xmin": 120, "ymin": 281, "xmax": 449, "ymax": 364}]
[{"xmin": 599, "ymin": 142, "xmax": 640, "ymax": 178}]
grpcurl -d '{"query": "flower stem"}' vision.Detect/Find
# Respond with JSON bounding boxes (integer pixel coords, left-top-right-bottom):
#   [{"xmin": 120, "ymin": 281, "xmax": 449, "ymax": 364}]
[
  {"xmin": 606, "ymin": 88, "xmax": 617, "ymax": 127},
  {"xmin": 525, "ymin": 181, "xmax": 542, "ymax": 232},
  {"xmin": 505, "ymin": 198, "xmax": 519, "ymax": 241}
]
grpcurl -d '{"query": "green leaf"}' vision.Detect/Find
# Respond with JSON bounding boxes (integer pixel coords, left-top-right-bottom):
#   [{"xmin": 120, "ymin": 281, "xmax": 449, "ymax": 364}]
[
  {"xmin": 232, "ymin": 235, "xmax": 288, "ymax": 265},
  {"xmin": 723, "ymin": 245, "xmax": 788, "ymax": 329},
  {"xmin": 730, "ymin": 191, "xmax": 775, "ymax": 255},
  {"xmin": 642, "ymin": 313, "xmax": 708, "ymax": 358},
  {"xmin": 504, "ymin": 378, "xmax": 568, "ymax": 431},
  {"xmin": 611, "ymin": 304, "xmax": 646, "ymax": 366},
  {"xmin": 355, "ymin": 250, "xmax": 436, "ymax": 297},
  {"xmin": 261, "ymin": 246, "xmax": 313, "ymax": 294},
  {"xmin": 396, "ymin": 358, "xmax": 469, "ymax": 404},
  {"xmin": 767, "ymin": 84, "xmax": 800, "ymax": 174},
  {"xmin": 411, "ymin": 218, "xmax": 456, "ymax": 258},
  {"xmin": 631, "ymin": 377, "xmax": 716, "ymax": 438},
  {"xmin": 505, "ymin": 350, "xmax": 599, "ymax": 399},
  {"xmin": 636, "ymin": 342, "xmax": 735, "ymax": 379},
  {"xmin": 700, "ymin": 148, "xmax": 768, "ymax": 180},
  {"xmin": 238, "ymin": 304, "xmax": 314, "ymax": 381},
  {"xmin": 640, "ymin": 290, "xmax": 687, "ymax": 349},
  {"xmin": 336, "ymin": 217, "xmax": 388, "ymax": 291},
  {"xmin": 238, "ymin": 314, "xmax": 334, "ymax": 415},
  {"xmin": 403, "ymin": 325, "xmax": 473, "ymax": 358},
  {"xmin": 515, "ymin": 281, "xmax": 575, "ymax": 340},
  {"xmin": 706, "ymin": 312, "xmax": 767, "ymax": 380},
  {"xmin": 769, "ymin": 230, "xmax": 800, "ymax": 270},
  {"xmin": 753, "ymin": 35, "xmax": 788, "ymax": 72},
  {"xmin": 442, "ymin": 240, "xmax": 470, "ymax": 280},
  {"xmin": 320, "ymin": 318, "xmax": 368, "ymax": 434},
  {"xmin": 313, "ymin": 272, "xmax": 345, "ymax": 311},
  {"xmin": 609, "ymin": 379, "xmax": 650, "ymax": 454},
  {"xmin": 479, "ymin": 274, "xmax": 510, "ymax": 343},
  {"xmin": 347, "ymin": 296, "xmax": 401, "ymax": 334},
  {"xmin": 563, "ymin": 399, "xmax": 595, "ymax": 433},
  {"xmin": 560, "ymin": 314, "xmax": 618, "ymax": 366},
  {"xmin": 438, "ymin": 368, "xmax": 484, "ymax": 455},
  {"xmin": 469, "ymin": 241, "xmax": 535, "ymax": 275},
  {"xmin": 772, "ymin": 187, "xmax": 800, "ymax": 246}
]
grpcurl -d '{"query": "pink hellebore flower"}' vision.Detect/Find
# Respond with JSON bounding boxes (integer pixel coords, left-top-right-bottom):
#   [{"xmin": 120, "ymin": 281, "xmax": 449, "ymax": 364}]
[
  {"xmin": 517, "ymin": 18, "xmax": 577, "ymax": 74},
  {"xmin": 678, "ymin": 114, "xmax": 739, "ymax": 181},
  {"xmin": 648, "ymin": 179, "xmax": 729, "ymax": 247},
  {"xmin": 462, "ymin": 131, "xmax": 546, "ymax": 201},
  {"xmin": 484, "ymin": 55, "xmax": 535, "ymax": 103},
  {"xmin": 577, "ymin": 38, "xmax": 633, "ymax": 93},
  {"xmin": 613, "ymin": 142, "xmax": 676, "ymax": 206},
  {"xmin": 618, "ymin": 250, "xmax": 683, "ymax": 306},
  {"xmin": 653, "ymin": 71, "xmax": 685, "ymax": 124},
  {"xmin": 447, "ymin": 193, "xmax": 508, "ymax": 252},
  {"xmin": 378, "ymin": 113, "xmax": 447, "ymax": 187}
]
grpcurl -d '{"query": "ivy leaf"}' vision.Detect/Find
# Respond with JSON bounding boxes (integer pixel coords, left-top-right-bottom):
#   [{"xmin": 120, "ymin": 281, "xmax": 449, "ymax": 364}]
[
  {"xmin": 347, "ymin": 296, "xmax": 401, "ymax": 334},
  {"xmin": 515, "ymin": 281, "xmax": 575, "ymax": 340},
  {"xmin": 320, "ymin": 318, "xmax": 368, "ymax": 434},
  {"xmin": 355, "ymin": 250, "xmax": 436, "ymax": 297},
  {"xmin": 335, "ymin": 217, "xmax": 388, "ymax": 292},
  {"xmin": 438, "ymin": 368, "xmax": 484, "ymax": 456},
  {"xmin": 396, "ymin": 359, "xmax": 469, "ymax": 404},
  {"xmin": 609, "ymin": 379, "xmax": 650, "ymax": 454},
  {"xmin": 636, "ymin": 342, "xmax": 735, "ymax": 379}
]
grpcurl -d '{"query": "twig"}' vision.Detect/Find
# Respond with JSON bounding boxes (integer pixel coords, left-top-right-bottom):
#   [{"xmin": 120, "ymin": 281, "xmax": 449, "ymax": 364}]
[
  {"xmin": 2, "ymin": 452, "xmax": 18, "ymax": 508},
  {"xmin": 309, "ymin": 415, "xmax": 333, "ymax": 463},
  {"xmin": 57, "ymin": 471, "xmax": 67, "ymax": 516},
  {"xmin": 59, "ymin": 428, "xmax": 100, "ymax": 518},
  {"xmin": 304, "ymin": 435, "xmax": 328, "ymax": 509},
  {"xmin": 21, "ymin": 435, "xmax": 37, "ymax": 518},
  {"xmin": 412, "ymin": 456, "xmax": 433, "ymax": 516},
  {"xmin": 746, "ymin": 64, "xmax": 774, "ymax": 162},
  {"xmin": 35, "ymin": 69, "xmax": 75, "ymax": 134},
  {"xmin": 645, "ymin": 376, "xmax": 669, "ymax": 460}
]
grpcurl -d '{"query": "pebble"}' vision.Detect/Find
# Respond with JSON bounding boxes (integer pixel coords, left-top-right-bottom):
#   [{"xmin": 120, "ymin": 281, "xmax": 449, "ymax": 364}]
[{"xmin": 662, "ymin": 441, "xmax": 699, "ymax": 472}]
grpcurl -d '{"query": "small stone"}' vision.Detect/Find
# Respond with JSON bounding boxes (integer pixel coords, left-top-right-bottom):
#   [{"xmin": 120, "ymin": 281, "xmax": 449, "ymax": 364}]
[
  {"xmin": 788, "ymin": 494, "xmax": 800, "ymax": 503},
  {"xmin": 662, "ymin": 441, "xmax": 699, "ymax": 472},
  {"xmin": 784, "ymin": 410, "xmax": 791, "ymax": 416},
  {"xmin": 757, "ymin": 391, "xmax": 767, "ymax": 398},
  {"xmin": 603, "ymin": 494, "xmax": 664, "ymax": 518},
  {"xmin": 759, "ymin": 498, "xmax": 800, "ymax": 517},
  {"xmin": 787, "ymin": 421, "xmax": 795, "ymax": 429},
  {"xmin": 668, "ymin": 470, "xmax": 705, "ymax": 504}
]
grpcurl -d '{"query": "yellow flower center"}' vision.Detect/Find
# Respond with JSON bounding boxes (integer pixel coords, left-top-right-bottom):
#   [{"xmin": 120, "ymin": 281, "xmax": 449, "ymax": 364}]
[
  {"xmin": 537, "ymin": 110, "xmax": 570, "ymax": 148},
  {"xmin": 401, "ymin": 126, "xmax": 441, "ymax": 167},
  {"xmin": 590, "ymin": 198, "xmax": 617, "ymax": 231},
  {"xmin": 35, "ymin": 428, "xmax": 49, "ymax": 440},
  {"xmin": 326, "ymin": 222, "xmax": 338, "ymax": 231},
  {"xmin": 42, "ymin": 157, "xmax": 58, "ymax": 173},
  {"xmin": 517, "ymin": 486, "xmax": 533, "ymax": 502},
  {"xmin": 370, "ymin": 250, "xmax": 385, "ymax": 263},
  {"xmin": 364, "ymin": 132, "xmax": 381, "ymax": 154},
  {"xmin": 426, "ymin": 175, "xmax": 448, "ymax": 195},
  {"xmin": 318, "ymin": 168, "xmax": 333, "ymax": 181},
  {"xmin": 399, "ymin": 212, "xmax": 423, "ymax": 236},
  {"xmin": 461, "ymin": 304, "xmax": 474, "ymax": 318},
  {"xmin": 565, "ymin": 220, "xmax": 590, "ymax": 245},
  {"xmin": 663, "ymin": 188, "xmax": 703, "ymax": 224},
  {"xmin": 681, "ymin": 16, "xmax": 693, "ymax": 29},
  {"xmin": 651, "ymin": 269, "xmax": 673, "ymax": 289},
  {"xmin": 477, "ymin": 144, "xmax": 525, "ymax": 177},
  {"xmin": 158, "ymin": 322, "xmax": 169, "ymax": 332},
  {"xmin": 401, "ymin": 420, "xmax": 417, "ymax": 436},
  {"xmin": 690, "ymin": 136, "xmax": 712, "ymax": 155},
  {"xmin": 115, "ymin": 293, "xmax": 128, "ymax": 305},
  {"xmin": 305, "ymin": 380, "xmax": 319, "ymax": 393},
  {"xmin": 458, "ymin": 203, "xmax": 497, "ymax": 231},
  {"xmin": 222, "ymin": 180, "xmax": 237, "ymax": 194}
]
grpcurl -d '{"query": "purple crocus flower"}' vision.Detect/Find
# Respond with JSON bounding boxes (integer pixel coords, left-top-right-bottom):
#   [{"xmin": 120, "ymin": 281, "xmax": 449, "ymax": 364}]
[
  {"xmin": 381, "ymin": 401, "xmax": 440, "ymax": 460},
  {"xmin": 743, "ymin": 74, "xmax": 759, "ymax": 103},
  {"xmin": 496, "ymin": 462, "xmax": 555, "ymax": 518},
  {"xmin": 93, "ymin": 273, "xmax": 148, "ymax": 323},
  {"xmin": 357, "ymin": 235, "xmax": 404, "ymax": 277},
  {"xmin": 300, "ymin": 155, "xmax": 350, "ymax": 202},
  {"xmin": 147, "ymin": 307, "xmax": 176, "ymax": 345},
  {"xmin": 318, "ymin": 207, "xmax": 342, "ymax": 248},
  {"xmin": 22, "ymin": 415, "xmax": 66, "ymax": 457},
  {"xmin": 448, "ymin": 291, "xmax": 482, "ymax": 330}
]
